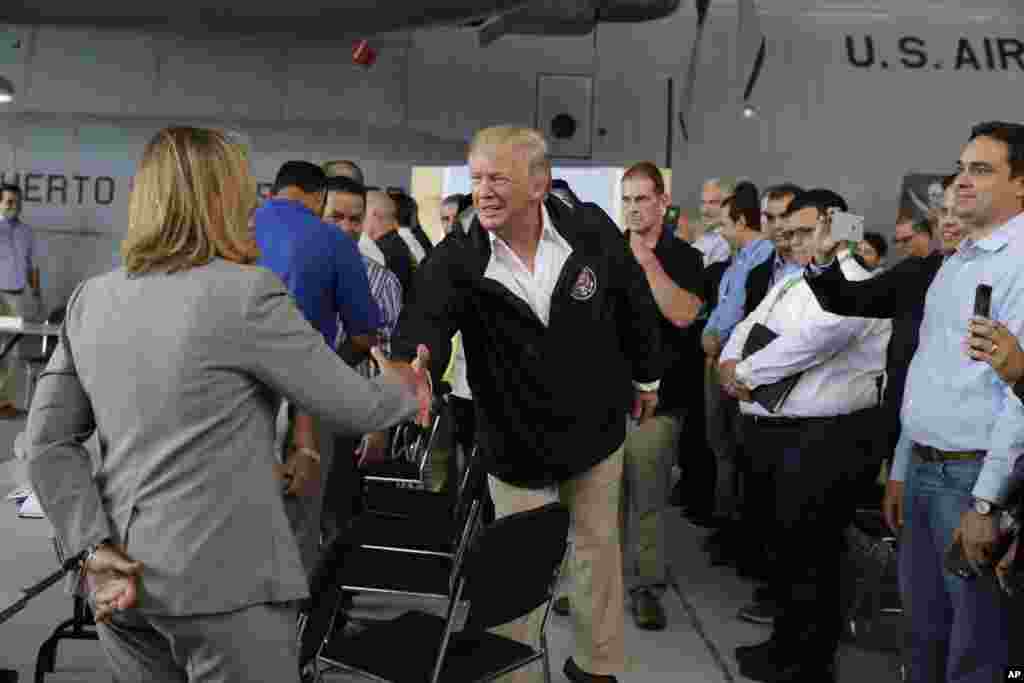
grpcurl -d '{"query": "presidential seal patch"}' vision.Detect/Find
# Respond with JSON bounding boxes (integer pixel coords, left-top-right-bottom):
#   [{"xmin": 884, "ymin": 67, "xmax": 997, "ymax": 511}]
[{"xmin": 571, "ymin": 266, "xmax": 597, "ymax": 301}]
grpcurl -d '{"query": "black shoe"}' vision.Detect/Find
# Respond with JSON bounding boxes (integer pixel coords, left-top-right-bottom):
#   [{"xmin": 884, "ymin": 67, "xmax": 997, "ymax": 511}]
[
  {"xmin": 552, "ymin": 596, "xmax": 571, "ymax": 616},
  {"xmin": 701, "ymin": 528, "xmax": 727, "ymax": 552},
  {"xmin": 630, "ymin": 590, "xmax": 667, "ymax": 631},
  {"xmin": 739, "ymin": 655, "xmax": 836, "ymax": 683},
  {"xmin": 736, "ymin": 561, "xmax": 772, "ymax": 582},
  {"xmin": 563, "ymin": 657, "xmax": 618, "ymax": 683},
  {"xmin": 684, "ymin": 511, "xmax": 723, "ymax": 528},
  {"xmin": 737, "ymin": 600, "xmax": 780, "ymax": 626},
  {"xmin": 735, "ymin": 637, "xmax": 783, "ymax": 663},
  {"xmin": 669, "ymin": 481, "xmax": 685, "ymax": 507},
  {"xmin": 708, "ymin": 543, "xmax": 738, "ymax": 568}
]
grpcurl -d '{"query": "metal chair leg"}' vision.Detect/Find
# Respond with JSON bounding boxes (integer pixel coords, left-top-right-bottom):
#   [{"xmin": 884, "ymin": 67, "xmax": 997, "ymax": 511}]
[{"xmin": 541, "ymin": 631, "xmax": 551, "ymax": 683}]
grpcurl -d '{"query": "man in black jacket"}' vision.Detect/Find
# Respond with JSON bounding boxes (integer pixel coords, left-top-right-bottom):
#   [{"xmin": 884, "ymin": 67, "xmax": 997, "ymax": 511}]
[
  {"xmin": 385, "ymin": 126, "xmax": 662, "ymax": 683},
  {"xmin": 364, "ymin": 189, "xmax": 416, "ymax": 296},
  {"xmin": 804, "ymin": 177, "xmax": 963, "ymax": 532}
]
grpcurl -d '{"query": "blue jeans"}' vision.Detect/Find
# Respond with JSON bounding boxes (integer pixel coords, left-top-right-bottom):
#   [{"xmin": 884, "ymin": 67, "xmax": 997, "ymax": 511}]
[{"xmin": 900, "ymin": 458, "xmax": 1012, "ymax": 683}]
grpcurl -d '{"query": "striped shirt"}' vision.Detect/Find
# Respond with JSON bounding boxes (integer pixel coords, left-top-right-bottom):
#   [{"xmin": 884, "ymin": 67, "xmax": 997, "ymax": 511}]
[{"xmin": 337, "ymin": 256, "xmax": 403, "ymax": 378}]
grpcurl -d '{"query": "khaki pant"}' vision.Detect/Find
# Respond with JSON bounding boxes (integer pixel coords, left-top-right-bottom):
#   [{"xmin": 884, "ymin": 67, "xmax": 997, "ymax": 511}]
[
  {"xmin": 488, "ymin": 446, "xmax": 625, "ymax": 683},
  {"xmin": 621, "ymin": 414, "xmax": 681, "ymax": 597},
  {"xmin": 0, "ymin": 292, "xmax": 21, "ymax": 403}
]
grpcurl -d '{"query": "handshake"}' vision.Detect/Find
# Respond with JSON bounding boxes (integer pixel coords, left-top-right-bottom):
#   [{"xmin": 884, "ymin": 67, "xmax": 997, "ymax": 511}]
[{"xmin": 371, "ymin": 343, "xmax": 434, "ymax": 428}]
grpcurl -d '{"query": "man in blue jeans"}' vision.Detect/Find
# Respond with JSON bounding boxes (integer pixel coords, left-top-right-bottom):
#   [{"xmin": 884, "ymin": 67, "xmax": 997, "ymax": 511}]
[{"xmin": 895, "ymin": 121, "xmax": 1024, "ymax": 683}]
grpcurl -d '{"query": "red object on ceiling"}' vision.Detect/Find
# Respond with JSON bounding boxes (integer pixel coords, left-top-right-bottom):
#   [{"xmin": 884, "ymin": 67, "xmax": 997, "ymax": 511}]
[{"xmin": 352, "ymin": 39, "xmax": 376, "ymax": 67}]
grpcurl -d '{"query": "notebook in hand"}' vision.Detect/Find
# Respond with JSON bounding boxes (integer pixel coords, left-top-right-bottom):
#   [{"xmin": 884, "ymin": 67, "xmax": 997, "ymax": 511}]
[
  {"xmin": 17, "ymin": 492, "xmax": 45, "ymax": 519},
  {"xmin": 740, "ymin": 323, "xmax": 802, "ymax": 414}
]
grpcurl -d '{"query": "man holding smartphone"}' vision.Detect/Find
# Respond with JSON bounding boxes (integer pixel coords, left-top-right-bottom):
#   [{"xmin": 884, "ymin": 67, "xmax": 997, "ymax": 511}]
[
  {"xmin": 825, "ymin": 122, "xmax": 1024, "ymax": 683},
  {"xmin": 718, "ymin": 189, "xmax": 891, "ymax": 682}
]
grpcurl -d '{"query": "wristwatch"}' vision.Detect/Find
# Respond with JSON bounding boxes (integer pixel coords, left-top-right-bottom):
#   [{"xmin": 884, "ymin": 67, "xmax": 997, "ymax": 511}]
[{"xmin": 972, "ymin": 498, "xmax": 999, "ymax": 515}]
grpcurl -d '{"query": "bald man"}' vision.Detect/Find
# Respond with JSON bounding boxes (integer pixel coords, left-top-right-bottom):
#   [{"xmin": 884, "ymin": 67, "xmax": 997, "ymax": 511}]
[
  {"xmin": 363, "ymin": 191, "xmax": 415, "ymax": 296},
  {"xmin": 322, "ymin": 159, "xmax": 364, "ymax": 184}
]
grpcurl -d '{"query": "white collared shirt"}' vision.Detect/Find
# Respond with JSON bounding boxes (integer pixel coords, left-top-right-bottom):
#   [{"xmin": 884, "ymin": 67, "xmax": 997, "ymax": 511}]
[
  {"xmin": 484, "ymin": 204, "xmax": 572, "ymax": 328},
  {"xmin": 398, "ymin": 227, "xmax": 426, "ymax": 265},
  {"xmin": 484, "ymin": 205, "xmax": 659, "ymax": 392},
  {"xmin": 721, "ymin": 254, "xmax": 892, "ymax": 418},
  {"xmin": 693, "ymin": 228, "xmax": 731, "ymax": 268}
]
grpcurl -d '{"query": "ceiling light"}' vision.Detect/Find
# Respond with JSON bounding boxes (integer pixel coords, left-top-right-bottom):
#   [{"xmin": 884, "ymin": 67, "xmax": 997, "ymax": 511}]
[
  {"xmin": 0, "ymin": 76, "xmax": 14, "ymax": 103},
  {"xmin": 742, "ymin": 104, "xmax": 758, "ymax": 119}
]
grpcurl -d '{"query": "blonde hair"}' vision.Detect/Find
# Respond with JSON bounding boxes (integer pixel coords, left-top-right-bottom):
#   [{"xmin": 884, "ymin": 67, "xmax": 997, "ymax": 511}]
[
  {"xmin": 468, "ymin": 126, "xmax": 551, "ymax": 177},
  {"xmin": 122, "ymin": 127, "xmax": 260, "ymax": 275}
]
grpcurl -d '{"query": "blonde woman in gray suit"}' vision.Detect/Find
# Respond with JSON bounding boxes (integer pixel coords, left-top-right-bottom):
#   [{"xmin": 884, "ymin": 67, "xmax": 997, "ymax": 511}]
[{"xmin": 23, "ymin": 127, "xmax": 431, "ymax": 682}]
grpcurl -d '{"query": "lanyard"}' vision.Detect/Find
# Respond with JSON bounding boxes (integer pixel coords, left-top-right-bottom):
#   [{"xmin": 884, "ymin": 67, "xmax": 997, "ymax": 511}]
[{"xmin": 764, "ymin": 275, "xmax": 804, "ymax": 319}]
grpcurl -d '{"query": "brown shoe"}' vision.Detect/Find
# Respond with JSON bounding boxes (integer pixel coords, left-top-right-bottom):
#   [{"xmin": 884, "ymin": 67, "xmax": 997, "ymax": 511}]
[{"xmin": 631, "ymin": 589, "xmax": 667, "ymax": 630}]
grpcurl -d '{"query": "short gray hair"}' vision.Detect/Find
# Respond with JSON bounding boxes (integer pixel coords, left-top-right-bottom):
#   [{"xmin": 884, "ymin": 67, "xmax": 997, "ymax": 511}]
[{"xmin": 704, "ymin": 177, "xmax": 737, "ymax": 196}]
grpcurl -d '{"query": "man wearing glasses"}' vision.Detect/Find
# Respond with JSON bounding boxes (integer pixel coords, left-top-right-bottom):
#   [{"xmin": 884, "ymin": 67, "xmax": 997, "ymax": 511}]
[
  {"xmin": 893, "ymin": 212, "xmax": 933, "ymax": 260},
  {"xmin": 808, "ymin": 123, "xmax": 1024, "ymax": 683},
  {"xmin": 719, "ymin": 189, "xmax": 892, "ymax": 682},
  {"xmin": 732, "ymin": 184, "xmax": 804, "ymax": 626},
  {"xmin": 744, "ymin": 185, "xmax": 805, "ymax": 321}
]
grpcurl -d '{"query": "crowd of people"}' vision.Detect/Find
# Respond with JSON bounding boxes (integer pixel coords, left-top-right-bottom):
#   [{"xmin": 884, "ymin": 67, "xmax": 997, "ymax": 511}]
[{"xmin": 14, "ymin": 119, "xmax": 1024, "ymax": 683}]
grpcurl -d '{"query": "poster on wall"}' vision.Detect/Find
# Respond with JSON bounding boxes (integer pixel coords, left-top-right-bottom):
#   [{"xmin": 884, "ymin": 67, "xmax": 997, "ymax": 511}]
[{"xmin": 897, "ymin": 172, "xmax": 948, "ymax": 226}]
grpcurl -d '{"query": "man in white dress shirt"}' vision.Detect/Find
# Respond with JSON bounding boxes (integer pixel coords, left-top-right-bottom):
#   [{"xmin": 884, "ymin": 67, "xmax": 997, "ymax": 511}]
[
  {"xmin": 383, "ymin": 126, "xmax": 663, "ymax": 683},
  {"xmin": 719, "ymin": 189, "xmax": 892, "ymax": 683}
]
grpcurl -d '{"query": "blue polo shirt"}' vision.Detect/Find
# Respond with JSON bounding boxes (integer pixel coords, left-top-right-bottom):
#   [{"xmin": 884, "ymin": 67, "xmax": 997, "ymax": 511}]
[{"xmin": 254, "ymin": 198, "xmax": 381, "ymax": 346}]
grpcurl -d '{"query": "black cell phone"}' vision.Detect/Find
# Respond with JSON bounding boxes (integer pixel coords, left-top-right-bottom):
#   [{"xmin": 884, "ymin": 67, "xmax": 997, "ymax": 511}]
[
  {"xmin": 974, "ymin": 284, "xmax": 993, "ymax": 318},
  {"xmin": 945, "ymin": 537, "xmax": 977, "ymax": 579},
  {"xmin": 945, "ymin": 529, "xmax": 1018, "ymax": 582}
]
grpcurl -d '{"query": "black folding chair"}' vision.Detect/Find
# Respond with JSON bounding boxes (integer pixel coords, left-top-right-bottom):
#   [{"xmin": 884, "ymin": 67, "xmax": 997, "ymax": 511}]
[
  {"xmin": 359, "ymin": 391, "xmax": 448, "ymax": 490},
  {"xmin": 354, "ymin": 447, "xmax": 484, "ymax": 558},
  {"xmin": 34, "ymin": 538, "xmax": 98, "ymax": 683},
  {"xmin": 314, "ymin": 502, "xmax": 570, "ymax": 683},
  {"xmin": 299, "ymin": 503, "xmax": 482, "ymax": 677},
  {"xmin": 843, "ymin": 509, "xmax": 903, "ymax": 649}
]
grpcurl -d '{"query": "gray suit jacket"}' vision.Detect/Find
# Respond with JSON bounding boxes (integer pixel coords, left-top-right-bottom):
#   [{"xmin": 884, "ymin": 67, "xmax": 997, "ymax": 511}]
[{"xmin": 24, "ymin": 259, "xmax": 418, "ymax": 616}]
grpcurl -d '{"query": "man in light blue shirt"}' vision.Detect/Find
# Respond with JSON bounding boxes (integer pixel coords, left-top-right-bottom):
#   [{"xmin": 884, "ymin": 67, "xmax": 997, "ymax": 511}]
[
  {"xmin": 702, "ymin": 212, "xmax": 774, "ymax": 353},
  {"xmin": 699, "ymin": 182, "xmax": 773, "ymax": 547},
  {"xmin": 897, "ymin": 121, "xmax": 1024, "ymax": 683},
  {"xmin": 0, "ymin": 184, "xmax": 42, "ymax": 418}
]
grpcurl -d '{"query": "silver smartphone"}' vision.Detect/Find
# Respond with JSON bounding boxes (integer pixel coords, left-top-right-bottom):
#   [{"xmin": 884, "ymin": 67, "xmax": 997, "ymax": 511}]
[{"xmin": 830, "ymin": 210, "xmax": 865, "ymax": 243}]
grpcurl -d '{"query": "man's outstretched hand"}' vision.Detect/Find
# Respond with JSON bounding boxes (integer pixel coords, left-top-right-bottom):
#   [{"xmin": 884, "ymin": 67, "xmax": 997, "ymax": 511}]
[{"xmin": 371, "ymin": 344, "xmax": 434, "ymax": 427}]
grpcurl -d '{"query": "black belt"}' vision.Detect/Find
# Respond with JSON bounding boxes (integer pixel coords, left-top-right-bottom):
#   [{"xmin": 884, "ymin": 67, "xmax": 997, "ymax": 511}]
[
  {"xmin": 0, "ymin": 289, "xmax": 23, "ymax": 295},
  {"xmin": 912, "ymin": 443, "xmax": 985, "ymax": 463},
  {"xmin": 750, "ymin": 414, "xmax": 838, "ymax": 428}
]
